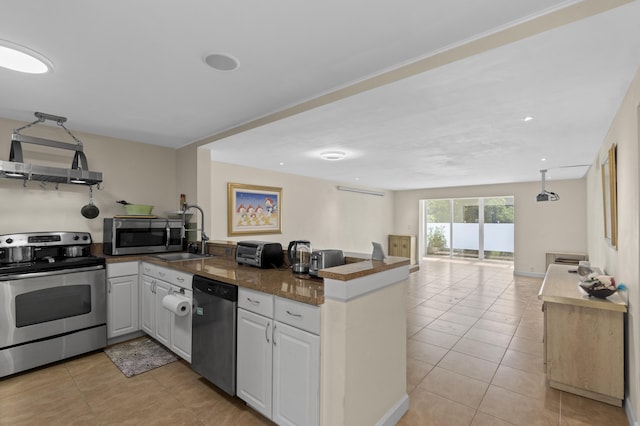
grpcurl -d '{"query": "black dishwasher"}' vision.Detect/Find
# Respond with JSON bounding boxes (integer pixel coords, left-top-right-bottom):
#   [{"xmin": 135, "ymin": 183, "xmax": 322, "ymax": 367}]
[{"xmin": 191, "ymin": 275, "xmax": 238, "ymax": 396}]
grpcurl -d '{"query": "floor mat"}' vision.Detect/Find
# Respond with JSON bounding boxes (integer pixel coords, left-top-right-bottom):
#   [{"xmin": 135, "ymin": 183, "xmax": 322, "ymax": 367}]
[{"xmin": 104, "ymin": 337, "xmax": 178, "ymax": 377}]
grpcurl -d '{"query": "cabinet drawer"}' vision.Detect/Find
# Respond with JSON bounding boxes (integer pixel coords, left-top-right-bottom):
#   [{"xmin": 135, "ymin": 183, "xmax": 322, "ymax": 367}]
[
  {"xmin": 171, "ymin": 270, "xmax": 193, "ymax": 289},
  {"xmin": 107, "ymin": 261, "xmax": 139, "ymax": 277},
  {"xmin": 155, "ymin": 265, "xmax": 172, "ymax": 281},
  {"xmin": 140, "ymin": 262, "xmax": 156, "ymax": 276},
  {"xmin": 239, "ymin": 287, "xmax": 274, "ymax": 317},
  {"xmin": 275, "ymin": 297, "xmax": 320, "ymax": 335}
]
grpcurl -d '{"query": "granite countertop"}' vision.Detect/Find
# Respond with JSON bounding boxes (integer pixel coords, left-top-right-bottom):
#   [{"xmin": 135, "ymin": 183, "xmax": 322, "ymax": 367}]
[{"xmin": 103, "ymin": 252, "xmax": 409, "ymax": 306}]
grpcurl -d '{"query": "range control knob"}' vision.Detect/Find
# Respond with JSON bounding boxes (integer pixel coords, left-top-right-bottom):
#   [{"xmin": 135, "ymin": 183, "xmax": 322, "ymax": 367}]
[
  {"xmin": 82, "ymin": 235, "xmax": 89, "ymax": 241},
  {"xmin": 73, "ymin": 235, "xmax": 80, "ymax": 241},
  {"xmin": 6, "ymin": 238, "xmax": 13, "ymax": 244}
]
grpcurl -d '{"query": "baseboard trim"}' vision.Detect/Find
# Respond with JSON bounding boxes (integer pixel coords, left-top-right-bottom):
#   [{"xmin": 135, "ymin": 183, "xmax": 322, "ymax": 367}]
[
  {"xmin": 624, "ymin": 394, "xmax": 638, "ymax": 426},
  {"xmin": 376, "ymin": 394, "xmax": 409, "ymax": 426}
]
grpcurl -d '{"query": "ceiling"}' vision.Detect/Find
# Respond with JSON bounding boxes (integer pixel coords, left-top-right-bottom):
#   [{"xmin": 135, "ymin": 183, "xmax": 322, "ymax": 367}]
[{"xmin": 2, "ymin": 1, "xmax": 640, "ymax": 190}]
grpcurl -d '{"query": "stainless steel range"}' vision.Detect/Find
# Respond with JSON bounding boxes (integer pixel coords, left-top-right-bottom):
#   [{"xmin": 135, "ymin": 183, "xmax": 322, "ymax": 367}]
[{"xmin": 0, "ymin": 231, "xmax": 106, "ymax": 377}]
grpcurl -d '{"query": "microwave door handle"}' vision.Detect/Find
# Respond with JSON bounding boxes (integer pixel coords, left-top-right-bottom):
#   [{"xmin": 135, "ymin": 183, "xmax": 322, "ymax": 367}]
[{"xmin": 166, "ymin": 223, "xmax": 170, "ymax": 248}]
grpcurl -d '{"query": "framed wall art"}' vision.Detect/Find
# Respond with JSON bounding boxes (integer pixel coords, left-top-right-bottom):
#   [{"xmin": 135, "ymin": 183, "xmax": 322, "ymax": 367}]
[
  {"xmin": 601, "ymin": 143, "xmax": 618, "ymax": 249},
  {"xmin": 227, "ymin": 183, "xmax": 282, "ymax": 236}
]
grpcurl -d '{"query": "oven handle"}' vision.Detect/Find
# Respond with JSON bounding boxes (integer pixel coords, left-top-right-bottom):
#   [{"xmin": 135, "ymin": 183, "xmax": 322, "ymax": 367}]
[{"xmin": 0, "ymin": 265, "xmax": 105, "ymax": 281}]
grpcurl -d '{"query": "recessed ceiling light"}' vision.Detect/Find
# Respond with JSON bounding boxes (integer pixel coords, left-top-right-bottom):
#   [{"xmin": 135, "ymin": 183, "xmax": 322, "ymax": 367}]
[
  {"xmin": 204, "ymin": 53, "xmax": 239, "ymax": 71},
  {"xmin": 279, "ymin": 162, "xmax": 284, "ymax": 166},
  {"xmin": 0, "ymin": 40, "xmax": 52, "ymax": 74},
  {"xmin": 320, "ymin": 151, "xmax": 346, "ymax": 161},
  {"xmin": 522, "ymin": 116, "xmax": 534, "ymax": 122}
]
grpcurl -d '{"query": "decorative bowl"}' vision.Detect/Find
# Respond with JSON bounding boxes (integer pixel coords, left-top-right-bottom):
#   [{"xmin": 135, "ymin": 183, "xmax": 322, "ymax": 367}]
[
  {"xmin": 123, "ymin": 204, "xmax": 154, "ymax": 215},
  {"xmin": 579, "ymin": 282, "xmax": 616, "ymax": 299}
]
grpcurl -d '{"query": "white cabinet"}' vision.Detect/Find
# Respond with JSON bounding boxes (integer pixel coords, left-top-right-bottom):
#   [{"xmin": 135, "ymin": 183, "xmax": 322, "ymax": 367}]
[
  {"xmin": 237, "ymin": 308, "xmax": 273, "ymax": 417},
  {"xmin": 237, "ymin": 287, "xmax": 320, "ymax": 426},
  {"xmin": 140, "ymin": 274, "xmax": 155, "ymax": 335},
  {"xmin": 106, "ymin": 262, "xmax": 139, "ymax": 339},
  {"xmin": 140, "ymin": 262, "xmax": 193, "ymax": 362},
  {"xmin": 273, "ymin": 299, "xmax": 320, "ymax": 426},
  {"xmin": 170, "ymin": 284, "xmax": 193, "ymax": 362},
  {"xmin": 154, "ymin": 279, "xmax": 172, "ymax": 347}
]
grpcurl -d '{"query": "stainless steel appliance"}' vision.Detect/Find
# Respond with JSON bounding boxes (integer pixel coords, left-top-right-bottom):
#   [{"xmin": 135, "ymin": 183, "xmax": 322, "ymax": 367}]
[
  {"xmin": 0, "ymin": 231, "xmax": 107, "ymax": 378},
  {"xmin": 192, "ymin": 275, "xmax": 238, "ymax": 395},
  {"xmin": 288, "ymin": 240, "xmax": 312, "ymax": 274},
  {"xmin": 309, "ymin": 249, "xmax": 345, "ymax": 277},
  {"xmin": 235, "ymin": 241, "xmax": 284, "ymax": 268},
  {"xmin": 103, "ymin": 217, "xmax": 183, "ymax": 255}
]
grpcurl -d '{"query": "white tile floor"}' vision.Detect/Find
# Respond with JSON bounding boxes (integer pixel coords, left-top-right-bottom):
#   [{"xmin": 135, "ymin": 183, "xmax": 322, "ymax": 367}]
[
  {"xmin": 398, "ymin": 257, "xmax": 629, "ymax": 426},
  {"xmin": 0, "ymin": 257, "xmax": 630, "ymax": 425}
]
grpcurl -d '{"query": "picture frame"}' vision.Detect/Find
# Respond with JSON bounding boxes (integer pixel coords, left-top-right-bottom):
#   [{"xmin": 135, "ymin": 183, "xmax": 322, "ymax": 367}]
[
  {"xmin": 227, "ymin": 183, "xmax": 282, "ymax": 236},
  {"xmin": 601, "ymin": 144, "xmax": 617, "ymax": 249}
]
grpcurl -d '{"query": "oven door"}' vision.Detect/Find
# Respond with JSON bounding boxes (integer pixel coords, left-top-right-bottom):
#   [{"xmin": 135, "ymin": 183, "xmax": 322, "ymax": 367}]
[{"xmin": 0, "ymin": 266, "xmax": 106, "ymax": 349}]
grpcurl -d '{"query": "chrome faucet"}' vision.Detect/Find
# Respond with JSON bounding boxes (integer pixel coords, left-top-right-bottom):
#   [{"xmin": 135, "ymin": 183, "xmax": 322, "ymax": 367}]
[{"xmin": 182, "ymin": 204, "xmax": 209, "ymax": 255}]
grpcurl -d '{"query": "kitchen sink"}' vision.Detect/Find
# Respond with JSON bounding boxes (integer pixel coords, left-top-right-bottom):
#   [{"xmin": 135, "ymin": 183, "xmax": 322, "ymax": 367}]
[{"xmin": 152, "ymin": 252, "xmax": 215, "ymax": 261}]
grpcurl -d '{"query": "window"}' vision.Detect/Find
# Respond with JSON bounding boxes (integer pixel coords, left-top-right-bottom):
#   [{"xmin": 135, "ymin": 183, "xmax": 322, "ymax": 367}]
[{"xmin": 422, "ymin": 196, "xmax": 514, "ymax": 261}]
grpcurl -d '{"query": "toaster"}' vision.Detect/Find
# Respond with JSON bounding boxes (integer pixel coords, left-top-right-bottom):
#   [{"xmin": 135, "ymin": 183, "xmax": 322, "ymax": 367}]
[
  {"xmin": 309, "ymin": 249, "xmax": 345, "ymax": 277},
  {"xmin": 236, "ymin": 241, "xmax": 284, "ymax": 268}
]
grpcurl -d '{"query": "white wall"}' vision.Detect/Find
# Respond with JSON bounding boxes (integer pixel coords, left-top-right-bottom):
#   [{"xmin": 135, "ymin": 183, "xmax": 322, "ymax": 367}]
[
  {"xmin": 0, "ymin": 117, "xmax": 178, "ymax": 240},
  {"xmin": 394, "ymin": 179, "xmax": 588, "ymax": 276},
  {"xmin": 586, "ymin": 66, "xmax": 640, "ymax": 425},
  {"xmin": 208, "ymin": 160, "xmax": 394, "ymax": 254}
]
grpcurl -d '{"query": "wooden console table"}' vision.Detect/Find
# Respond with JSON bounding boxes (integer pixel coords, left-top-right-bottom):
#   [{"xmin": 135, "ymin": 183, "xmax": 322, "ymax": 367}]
[{"xmin": 538, "ymin": 264, "xmax": 627, "ymax": 406}]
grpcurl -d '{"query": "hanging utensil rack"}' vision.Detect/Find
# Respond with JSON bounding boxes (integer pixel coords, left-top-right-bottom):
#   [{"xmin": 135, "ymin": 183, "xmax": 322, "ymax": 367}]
[{"xmin": 0, "ymin": 112, "xmax": 103, "ymax": 187}]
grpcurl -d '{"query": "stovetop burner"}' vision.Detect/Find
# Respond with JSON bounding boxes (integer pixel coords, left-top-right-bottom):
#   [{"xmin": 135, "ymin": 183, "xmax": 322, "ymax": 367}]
[
  {"xmin": 0, "ymin": 255, "xmax": 105, "ymax": 276},
  {"xmin": 0, "ymin": 231, "xmax": 104, "ymax": 277}
]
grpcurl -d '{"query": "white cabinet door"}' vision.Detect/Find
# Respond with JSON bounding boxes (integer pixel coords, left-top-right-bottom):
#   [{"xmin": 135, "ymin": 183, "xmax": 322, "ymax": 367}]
[
  {"xmin": 154, "ymin": 279, "xmax": 172, "ymax": 347},
  {"xmin": 237, "ymin": 308, "xmax": 273, "ymax": 419},
  {"xmin": 140, "ymin": 275, "xmax": 155, "ymax": 336},
  {"xmin": 170, "ymin": 286, "xmax": 192, "ymax": 362},
  {"xmin": 273, "ymin": 321, "xmax": 320, "ymax": 426},
  {"xmin": 107, "ymin": 274, "xmax": 139, "ymax": 338}
]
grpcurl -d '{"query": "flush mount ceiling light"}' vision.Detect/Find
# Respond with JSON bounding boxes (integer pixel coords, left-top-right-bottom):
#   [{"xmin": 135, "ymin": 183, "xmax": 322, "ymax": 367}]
[
  {"xmin": 0, "ymin": 40, "xmax": 52, "ymax": 74},
  {"xmin": 320, "ymin": 151, "xmax": 346, "ymax": 161},
  {"xmin": 204, "ymin": 53, "xmax": 240, "ymax": 71},
  {"xmin": 521, "ymin": 116, "xmax": 534, "ymax": 122}
]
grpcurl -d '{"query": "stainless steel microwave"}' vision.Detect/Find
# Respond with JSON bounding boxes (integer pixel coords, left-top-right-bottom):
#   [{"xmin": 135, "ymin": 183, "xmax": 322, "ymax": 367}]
[{"xmin": 103, "ymin": 218, "xmax": 183, "ymax": 255}]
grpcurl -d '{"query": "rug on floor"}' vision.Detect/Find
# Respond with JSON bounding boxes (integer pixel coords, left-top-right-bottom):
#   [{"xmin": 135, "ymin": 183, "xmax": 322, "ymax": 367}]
[{"xmin": 104, "ymin": 337, "xmax": 178, "ymax": 377}]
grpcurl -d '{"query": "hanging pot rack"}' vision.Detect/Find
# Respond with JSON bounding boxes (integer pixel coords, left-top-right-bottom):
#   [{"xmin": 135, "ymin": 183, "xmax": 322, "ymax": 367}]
[{"xmin": 0, "ymin": 112, "xmax": 103, "ymax": 187}]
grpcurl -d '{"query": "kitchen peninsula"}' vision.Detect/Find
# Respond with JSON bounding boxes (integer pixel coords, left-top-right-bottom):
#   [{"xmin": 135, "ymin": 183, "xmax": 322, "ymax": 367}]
[{"xmin": 107, "ymin": 247, "xmax": 410, "ymax": 426}]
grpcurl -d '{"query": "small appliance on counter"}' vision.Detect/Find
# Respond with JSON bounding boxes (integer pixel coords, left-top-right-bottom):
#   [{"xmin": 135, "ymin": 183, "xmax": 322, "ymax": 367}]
[
  {"xmin": 235, "ymin": 241, "xmax": 284, "ymax": 268},
  {"xmin": 288, "ymin": 240, "xmax": 312, "ymax": 274},
  {"xmin": 309, "ymin": 249, "xmax": 345, "ymax": 277}
]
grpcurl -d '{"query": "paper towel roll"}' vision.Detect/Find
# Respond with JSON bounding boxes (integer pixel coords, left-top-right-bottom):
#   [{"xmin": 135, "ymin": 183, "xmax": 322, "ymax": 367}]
[{"xmin": 162, "ymin": 293, "xmax": 191, "ymax": 316}]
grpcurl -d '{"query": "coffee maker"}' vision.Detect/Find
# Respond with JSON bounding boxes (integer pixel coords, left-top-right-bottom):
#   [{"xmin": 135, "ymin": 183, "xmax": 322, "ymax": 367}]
[{"xmin": 287, "ymin": 240, "xmax": 311, "ymax": 274}]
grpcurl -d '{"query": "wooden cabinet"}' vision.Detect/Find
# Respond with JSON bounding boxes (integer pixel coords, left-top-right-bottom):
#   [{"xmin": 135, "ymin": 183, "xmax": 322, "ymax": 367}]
[
  {"xmin": 236, "ymin": 287, "xmax": 320, "ymax": 426},
  {"xmin": 140, "ymin": 262, "xmax": 193, "ymax": 362},
  {"xmin": 388, "ymin": 234, "xmax": 416, "ymax": 264},
  {"xmin": 538, "ymin": 264, "xmax": 627, "ymax": 406},
  {"xmin": 106, "ymin": 262, "xmax": 139, "ymax": 339}
]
